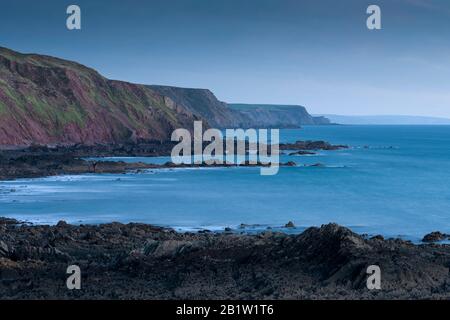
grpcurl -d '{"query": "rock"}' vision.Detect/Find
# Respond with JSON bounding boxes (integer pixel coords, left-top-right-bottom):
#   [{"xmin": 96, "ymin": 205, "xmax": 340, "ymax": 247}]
[
  {"xmin": 288, "ymin": 150, "xmax": 316, "ymax": 156},
  {"xmin": 142, "ymin": 239, "xmax": 159, "ymax": 256},
  {"xmin": 224, "ymin": 227, "xmax": 232, "ymax": 232},
  {"xmin": 285, "ymin": 221, "xmax": 295, "ymax": 228},
  {"xmin": 1, "ymin": 217, "xmax": 450, "ymax": 299},
  {"xmin": 0, "ymin": 240, "xmax": 10, "ymax": 257},
  {"xmin": 422, "ymin": 231, "xmax": 448, "ymax": 243},
  {"xmin": 279, "ymin": 140, "xmax": 348, "ymax": 151},
  {"xmin": 0, "ymin": 217, "xmax": 20, "ymax": 225},
  {"xmin": 56, "ymin": 220, "xmax": 68, "ymax": 228},
  {"xmin": 308, "ymin": 163, "xmax": 325, "ymax": 167},
  {"xmin": 142, "ymin": 240, "xmax": 201, "ymax": 258}
]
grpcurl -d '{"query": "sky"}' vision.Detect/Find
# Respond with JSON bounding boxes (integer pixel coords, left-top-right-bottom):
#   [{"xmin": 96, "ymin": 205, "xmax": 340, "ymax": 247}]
[{"xmin": 1, "ymin": 0, "xmax": 450, "ymax": 117}]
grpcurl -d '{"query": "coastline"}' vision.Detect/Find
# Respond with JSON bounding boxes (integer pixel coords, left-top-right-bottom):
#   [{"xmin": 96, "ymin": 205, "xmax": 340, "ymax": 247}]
[
  {"xmin": 0, "ymin": 140, "xmax": 344, "ymax": 181},
  {"xmin": 2, "ymin": 138, "xmax": 449, "ymax": 299},
  {"xmin": 1, "ymin": 217, "xmax": 449, "ymax": 299}
]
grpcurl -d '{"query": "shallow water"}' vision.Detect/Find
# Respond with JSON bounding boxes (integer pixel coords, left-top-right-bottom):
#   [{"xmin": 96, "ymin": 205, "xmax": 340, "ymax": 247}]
[{"xmin": 1, "ymin": 125, "xmax": 450, "ymax": 242}]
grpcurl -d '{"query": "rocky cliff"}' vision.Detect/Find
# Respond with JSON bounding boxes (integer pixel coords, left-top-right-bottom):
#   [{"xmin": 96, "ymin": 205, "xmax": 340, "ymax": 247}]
[
  {"xmin": 229, "ymin": 104, "xmax": 330, "ymax": 128},
  {"xmin": 0, "ymin": 47, "xmax": 200, "ymax": 146},
  {"xmin": 0, "ymin": 47, "xmax": 329, "ymax": 147},
  {"xmin": 148, "ymin": 85, "xmax": 242, "ymax": 128}
]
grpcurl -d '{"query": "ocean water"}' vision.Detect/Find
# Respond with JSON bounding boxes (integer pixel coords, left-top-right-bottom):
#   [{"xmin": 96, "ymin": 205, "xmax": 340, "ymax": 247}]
[{"xmin": 1, "ymin": 125, "xmax": 450, "ymax": 242}]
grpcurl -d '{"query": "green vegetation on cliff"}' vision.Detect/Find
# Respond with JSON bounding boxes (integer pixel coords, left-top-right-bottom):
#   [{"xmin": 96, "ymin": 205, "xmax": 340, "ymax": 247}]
[{"xmin": 0, "ymin": 47, "xmax": 329, "ymax": 146}]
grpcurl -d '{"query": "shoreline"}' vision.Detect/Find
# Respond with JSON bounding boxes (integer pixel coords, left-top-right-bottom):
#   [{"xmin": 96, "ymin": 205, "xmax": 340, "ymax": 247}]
[
  {"xmin": 1, "ymin": 216, "xmax": 445, "ymax": 244},
  {"xmin": 2, "ymin": 139, "xmax": 449, "ymax": 299},
  {"xmin": 0, "ymin": 156, "xmax": 298, "ymax": 181},
  {"xmin": 1, "ymin": 217, "xmax": 449, "ymax": 299},
  {"xmin": 0, "ymin": 139, "xmax": 345, "ymax": 181}
]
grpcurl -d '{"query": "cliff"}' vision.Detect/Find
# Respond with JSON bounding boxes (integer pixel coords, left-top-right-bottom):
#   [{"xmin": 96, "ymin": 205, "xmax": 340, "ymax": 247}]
[
  {"xmin": 148, "ymin": 85, "xmax": 241, "ymax": 128},
  {"xmin": 0, "ymin": 47, "xmax": 198, "ymax": 146},
  {"xmin": 229, "ymin": 104, "xmax": 330, "ymax": 128},
  {"xmin": 0, "ymin": 47, "xmax": 329, "ymax": 147}
]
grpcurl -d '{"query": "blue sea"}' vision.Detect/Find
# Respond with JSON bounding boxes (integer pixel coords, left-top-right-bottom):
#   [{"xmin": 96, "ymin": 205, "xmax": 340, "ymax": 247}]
[{"xmin": 1, "ymin": 125, "xmax": 450, "ymax": 242}]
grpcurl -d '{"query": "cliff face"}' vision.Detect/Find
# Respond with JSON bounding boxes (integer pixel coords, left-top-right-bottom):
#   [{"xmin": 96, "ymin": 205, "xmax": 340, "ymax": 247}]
[
  {"xmin": 228, "ymin": 104, "xmax": 330, "ymax": 128},
  {"xmin": 0, "ymin": 47, "xmax": 197, "ymax": 146},
  {"xmin": 0, "ymin": 47, "xmax": 329, "ymax": 147},
  {"xmin": 148, "ymin": 85, "xmax": 241, "ymax": 128}
]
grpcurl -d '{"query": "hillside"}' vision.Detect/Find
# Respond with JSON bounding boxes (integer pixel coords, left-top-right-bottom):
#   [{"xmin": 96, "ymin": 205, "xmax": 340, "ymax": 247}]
[
  {"xmin": 229, "ymin": 104, "xmax": 330, "ymax": 128},
  {"xmin": 0, "ymin": 47, "xmax": 205, "ymax": 146},
  {"xmin": 0, "ymin": 47, "xmax": 328, "ymax": 147}
]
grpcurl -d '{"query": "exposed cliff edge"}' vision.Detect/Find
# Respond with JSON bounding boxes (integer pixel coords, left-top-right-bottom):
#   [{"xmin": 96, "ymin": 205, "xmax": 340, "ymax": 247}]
[{"xmin": 0, "ymin": 47, "xmax": 329, "ymax": 147}]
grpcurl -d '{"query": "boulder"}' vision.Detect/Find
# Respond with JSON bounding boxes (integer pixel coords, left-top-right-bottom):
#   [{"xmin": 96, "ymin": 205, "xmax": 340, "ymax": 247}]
[
  {"xmin": 56, "ymin": 220, "xmax": 68, "ymax": 228},
  {"xmin": 285, "ymin": 221, "xmax": 295, "ymax": 228},
  {"xmin": 422, "ymin": 231, "xmax": 448, "ymax": 243}
]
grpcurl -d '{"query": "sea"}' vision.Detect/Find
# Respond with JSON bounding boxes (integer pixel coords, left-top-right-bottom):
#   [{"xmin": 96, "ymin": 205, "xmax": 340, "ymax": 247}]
[{"xmin": 1, "ymin": 125, "xmax": 450, "ymax": 242}]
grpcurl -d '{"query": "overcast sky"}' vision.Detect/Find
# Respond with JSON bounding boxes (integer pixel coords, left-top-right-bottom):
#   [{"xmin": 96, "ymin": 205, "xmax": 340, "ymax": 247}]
[{"xmin": 1, "ymin": 0, "xmax": 450, "ymax": 117}]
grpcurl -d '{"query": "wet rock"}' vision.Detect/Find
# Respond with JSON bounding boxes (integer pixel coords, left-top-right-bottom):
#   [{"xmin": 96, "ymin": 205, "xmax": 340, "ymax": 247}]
[
  {"xmin": 1, "ymin": 218, "xmax": 450, "ymax": 299},
  {"xmin": 280, "ymin": 140, "xmax": 348, "ymax": 151},
  {"xmin": 307, "ymin": 163, "xmax": 325, "ymax": 167},
  {"xmin": 142, "ymin": 240, "xmax": 201, "ymax": 258},
  {"xmin": 56, "ymin": 220, "xmax": 68, "ymax": 228},
  {"xmin": 289, "ymin": 151, "xmax": 316, "ymax": 156},
  {"xmin": 422, "ymin": 231, "xmax": 448, "ymax": 243},
  {"xmin": 0, "ymin": 218, "xmax": 20, "ymax": 225},
  {"xmin": 284, "ymin": 221, "xmax": 295, "ymax": 228},
  {"xmin": 0, "ymin": 241, "xmax": 10, "ymax": 257}
]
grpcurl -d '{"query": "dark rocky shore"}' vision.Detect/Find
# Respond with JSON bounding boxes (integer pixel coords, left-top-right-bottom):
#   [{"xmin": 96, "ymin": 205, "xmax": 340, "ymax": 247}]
[
  {"xmin": 0, "ymin": 140, "xmax": 344, "ymax": 180},
  {"xmin": 5, "ymin": 140, "xmax": 446, "ymax": 300},
  {"xmin": 279, "ymin": 140, "xmax": 348, "ymax": 151},
  {"xmin": 0, "ymin": 152, "xmax": 297, "ymax": 181},
  {"xmin": 0, "ymin": 218, "xmax": 449, "ymax": 299}
]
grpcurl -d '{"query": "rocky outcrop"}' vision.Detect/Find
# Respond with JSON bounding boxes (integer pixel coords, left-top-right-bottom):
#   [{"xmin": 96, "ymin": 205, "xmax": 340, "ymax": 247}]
[
  {"xmin": 422, "ymin": 232, "xmax": 449, "ymax": 243},
  {"xmin": 0, "ymin": 147, "xmax": 298, "ymax": 181},
  {"xmin": 288, "ymin": 150, "xmax": 316, "ymax": 156},
  {"xmin": 0, "ymin": 220, "xmax": 449, "ymax": 299},
  {"xmin": 279, "ymin": 140, "xmax": 348, "ymax": 151}
]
